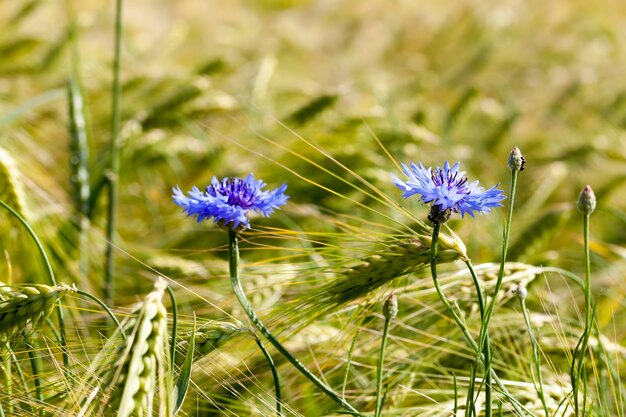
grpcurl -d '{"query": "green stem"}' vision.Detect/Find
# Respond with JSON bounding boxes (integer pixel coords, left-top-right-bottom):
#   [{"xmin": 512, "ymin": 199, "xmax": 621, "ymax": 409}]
[
  {"xmin": 104, "ymin": 0, "xmax": 123, "ymax": 305},
  {"xmin": 453, "ymin": 373, "xmax": 458, "ymax": 417},
  {"xmin": 520, "ymin": 296, "xmax": 550, "ymax": 417},
  {"xmin": 481, "ymin": 169, "xmax": 518, "ymax": 346},
  {"xmin": 343, "ymin": 327, "xmax": 361, "ymax": 400},
  {"xmin": 1, "ymin": 345, "xmax": 11, "ymax": 414},
  {"xmin": 22, "ymin": 332, "xmax": 43, "ymax": 414},
  {"xmin": 254, "ymin": 334, "xmax": 283, "ymax": 416},
  {"xmin": 76, "ymin": 289, "xmax": 125, "ymax": 339},
  {"xmin": 572, "ymin": 213, "xmax": 593, "ymax": 415},
  {"xmin": 0, "ymin": 200, "xmax": 69, "ymax": 368},
  {"xmin": 430, "ymin": 223, "xmax": 527, "ymax": 416},
  {"xmin": 479, "ymin": 170, "xmax": 518, "ymax": 416},
  {"xmin": 228, "ymin": 230, "xmax": 359, "ymax": 415},
  {"xmin": 466, "ymin": 261, "xmax": 491, "ymax": 417},
  {"xmin": 374, "ymin": 315, "xmax": 391, "ymax": 417},
  {"xmin": 166, "ymin": 285, "xmax": 178, "ymax": 367},
  {"xmin": 4, "ymin": 342, "xmax": 29, "ymax": 401}
]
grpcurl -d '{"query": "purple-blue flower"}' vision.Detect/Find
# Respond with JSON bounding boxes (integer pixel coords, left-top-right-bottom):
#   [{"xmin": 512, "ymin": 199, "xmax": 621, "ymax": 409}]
[
  {"xmin": 173, "ymin": 174, "xmax": 288, "ymax": 229},
  {"xmin": 392, "ymin": 161, "xmax": 505, "ymax": 218}
]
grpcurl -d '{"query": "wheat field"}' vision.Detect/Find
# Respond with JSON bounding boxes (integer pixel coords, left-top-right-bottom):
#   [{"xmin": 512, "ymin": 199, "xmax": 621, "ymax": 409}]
[{"xmin": 0, "ymin": 1, "xmax": 625, "ymax": 416}]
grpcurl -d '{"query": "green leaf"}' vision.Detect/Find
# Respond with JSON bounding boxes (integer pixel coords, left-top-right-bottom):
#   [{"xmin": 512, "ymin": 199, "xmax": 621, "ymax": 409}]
[{"xmin": 173, "ymin": 316, "xmax": 195, "ymax": 415}]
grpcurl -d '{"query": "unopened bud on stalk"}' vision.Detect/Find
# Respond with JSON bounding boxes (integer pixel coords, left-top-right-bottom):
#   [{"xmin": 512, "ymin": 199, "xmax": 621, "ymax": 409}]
[
  {"xmin": 514, "ymin": 284, "xmax": 528, "ymax": 300},
  {"xmin": 508, "ymin": 147, "xmax": 526, "ymax": 172},
  {"xmin": 577, "ymin": 185, "xmax": 596, "ymax": 215},
  {"xmin": 383, "ymin": 293, "xmax": 398, "ymax": 321}
]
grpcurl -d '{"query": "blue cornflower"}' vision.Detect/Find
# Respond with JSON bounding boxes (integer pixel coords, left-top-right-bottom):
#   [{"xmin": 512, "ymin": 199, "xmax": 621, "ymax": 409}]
[
  {"xmin": 392, "ymin": 161, "xmax": 505, "ymax": 220},
  {"xmin": 173, "ymin": 174, "xmax": 288, "ymax": 230}
]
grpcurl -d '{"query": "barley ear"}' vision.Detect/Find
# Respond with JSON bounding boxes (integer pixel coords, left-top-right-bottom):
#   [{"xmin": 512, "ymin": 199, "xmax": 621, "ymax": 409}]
[
  {"xmin": 103, "ymin": 278, "xmax": 171, "ymax": 417},
  {"xmin": 0, "ymin": 282, "xmax": 76, "ymax": 343},
  {"xmin": 0, "ymin": 147, "xmax": 30, "ymax": 220}
]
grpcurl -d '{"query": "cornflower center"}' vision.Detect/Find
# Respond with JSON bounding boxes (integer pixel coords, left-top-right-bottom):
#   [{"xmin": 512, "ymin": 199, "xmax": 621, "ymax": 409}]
[
  {"xmin": 431, "ymin": 167, "xmax": 470, "ymax": 195},
  {"xmin": 208, "ymin": 179, "xmax": 258, "ymax": 208}
]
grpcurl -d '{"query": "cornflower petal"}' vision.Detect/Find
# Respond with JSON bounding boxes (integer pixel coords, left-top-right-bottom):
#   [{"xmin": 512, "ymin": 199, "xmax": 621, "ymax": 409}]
[
  {"xmin": 392, "ymin": 161, "xmax": 505, "ymax": 219},
  {"xmin": 173, "ymin": 174, "xmax": 289, "ymax": 230}
]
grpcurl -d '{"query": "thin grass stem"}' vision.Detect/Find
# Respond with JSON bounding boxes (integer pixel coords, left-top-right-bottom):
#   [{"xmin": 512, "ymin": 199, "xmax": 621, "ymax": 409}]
[
  {"xmin": 4, "ymin": 342, "xmax": 29, "ymax": 410},
  {"xmin": 453, "ymin": 373, "xmax": 458, "ymax": 417},
  {"xmin": 166, "ymin": 285, "xmax": 178, "ymax": 367},
  {"xmin": 22, "ymin": 332, "xmax": 42, "ymax": 415},
  {"xmin": 1, "ymin": 344, "xmax": 12, "ymax": 414},
  {"xmin": 374, "ymin": 313, "xmax": 391, "ymax": 417},
  {"xmin": 228, "ymin": 229, "xmax": 360, "ymax": 415},
  {"xmin": 104, "ymin": 0, "xmax": 123, "ymax": 305},
  {"xmin": 253, "ymin": 334, "xmax": 282, "ymax": 416},
  {"xmin": 343, "ymin": 327, "xmax": 361, "ymax": 400},
  {"xmin": 481, "ymin": 169, "xmax": 518, "ymax": 345},
  {"xmin": 520, "ymin": 294, "xmax": 550, "ymax": 416},
  {"xmin": 572, "ymin": 212, "xmax": 593, "ymax": 415},
  {"xmin": 466, "ymin": 260, "xmax": 491, "ymax": 417},
  {"xmin": 0, "ymin": 200, "xmax": 69, "ymax": 368},
  {"xmin": 478, "ymin": 170, "xmax": 518, "ymax": 416},
  {"xmin": 75, "ymin": 289, "xmax": 125, "ymax": 339}
]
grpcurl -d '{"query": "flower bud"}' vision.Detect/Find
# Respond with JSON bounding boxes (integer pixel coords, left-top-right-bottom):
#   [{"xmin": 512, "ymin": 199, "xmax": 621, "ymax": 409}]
[
  {"xmin": 577, "ymin": 185, "xmax": 596, "ymax": 215},
  {"xmin": 508, "ymin": 147, "xmax": 526, "ymax": 172},
  {"xmin": 514, "ymin": 284, "xmax": 527, "ymax": 300},
  {"xmin": 383, "ymin": 293, "xmax": 398, "ymax": 321}
]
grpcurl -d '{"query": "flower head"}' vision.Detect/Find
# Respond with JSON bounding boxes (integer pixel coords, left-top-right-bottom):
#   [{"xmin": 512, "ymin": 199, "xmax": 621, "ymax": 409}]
[
  {"xmin": 577, "ymin": 185, "xmax": 596, "ymax": 215},
  {"xmin": 173, "ymin": 174, "xmax": 288, "ymax": 230},
  {"xmin": 508, "ymin": 147, "xmax": 526, "ymax": 172},
  {"xmin": 392, "ymin": 161, "xmax": 505, "ymax": 220}
]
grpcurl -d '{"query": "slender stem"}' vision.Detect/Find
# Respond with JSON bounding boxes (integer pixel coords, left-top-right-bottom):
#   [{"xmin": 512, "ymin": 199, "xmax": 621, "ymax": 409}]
[
  {"xmin": 466, "ymin": 261, "xmax": 485, "ymax": 318},
  {"xmin": 430, "ymin": 223, "xmax": 527, "ymax": 416},
  {"xmin": 76, "ymin": 289, "xmax": 125, "ymax": 339},
  {"xmin": 430, "ymin": 223, "xmax": 477, "ymax": 351},
  {"xmin": 466, "ymin": 260, "xmax": 491, "ymax": 417},
  {"xmin": 166, "ymin": 285, "xmax": 178, "ymax": 367},
  {"xmin": 22, "ymin": 332, "xmax": 43, "ymax": 414},
  {"xmin": 520, "ymin": 296, "xmax": 550, "ymax": 417},
  {"xmin": 343, "ymin": 327, "xmax": 361, "ymax": 400},
  {"xmin": 481, "ymin": 170, "xmax": 518, "ymax": 345},
  {"xmin": 453, "ymin": 373, "xmax": 458, "ymax": 417},
  {"xmin": 228, "ymin": 230, "xmax": 359, "ymax": 414},
  {"xmin": 374, "ymin": 316, "xmax": 391, "ymax": 417},
  {"xmin": 0, "ymin": 200, "xmax": 69, "ymax": 367},
  {"xmin": 479, "ymin": 170, "xmax": 518, "ymax": 416},
  {"xmin": 4, "ymin": 342, "xmax": 29, "ymax": 398},
  {"xmin": 572, "ymin": 213, "xmax": 593, "ymax": 415},
  {"xmin": 583, "ymin": 214, "xmax": 591, "ymax": 327},
  {"xmin": 104, "ymin": 0, "xmax": 123, "ymax": 305},
  {"xmin": 1, "ymin": 345, "xmax": 11, "ymax": 414},
  {"xmin": 254, "ymin": 334, "xmax": 283, "ymax": 416}
]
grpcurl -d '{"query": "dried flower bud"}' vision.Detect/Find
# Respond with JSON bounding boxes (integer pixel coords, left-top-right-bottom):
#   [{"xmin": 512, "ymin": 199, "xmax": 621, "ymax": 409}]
[
  {"xmin": 383, "ymin": 293, "xmax": 398, "ymax": 321},
  {"xmin": 577, "ymin": 185, "xmax": 596, "ymax": 215},
  {"xmin": 514, "ymin": 284, "xmax": 527, "ymax": 300},
  {"xmin": 508, "ymin": 147, "xmax": 526, "ymax": 172}
]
